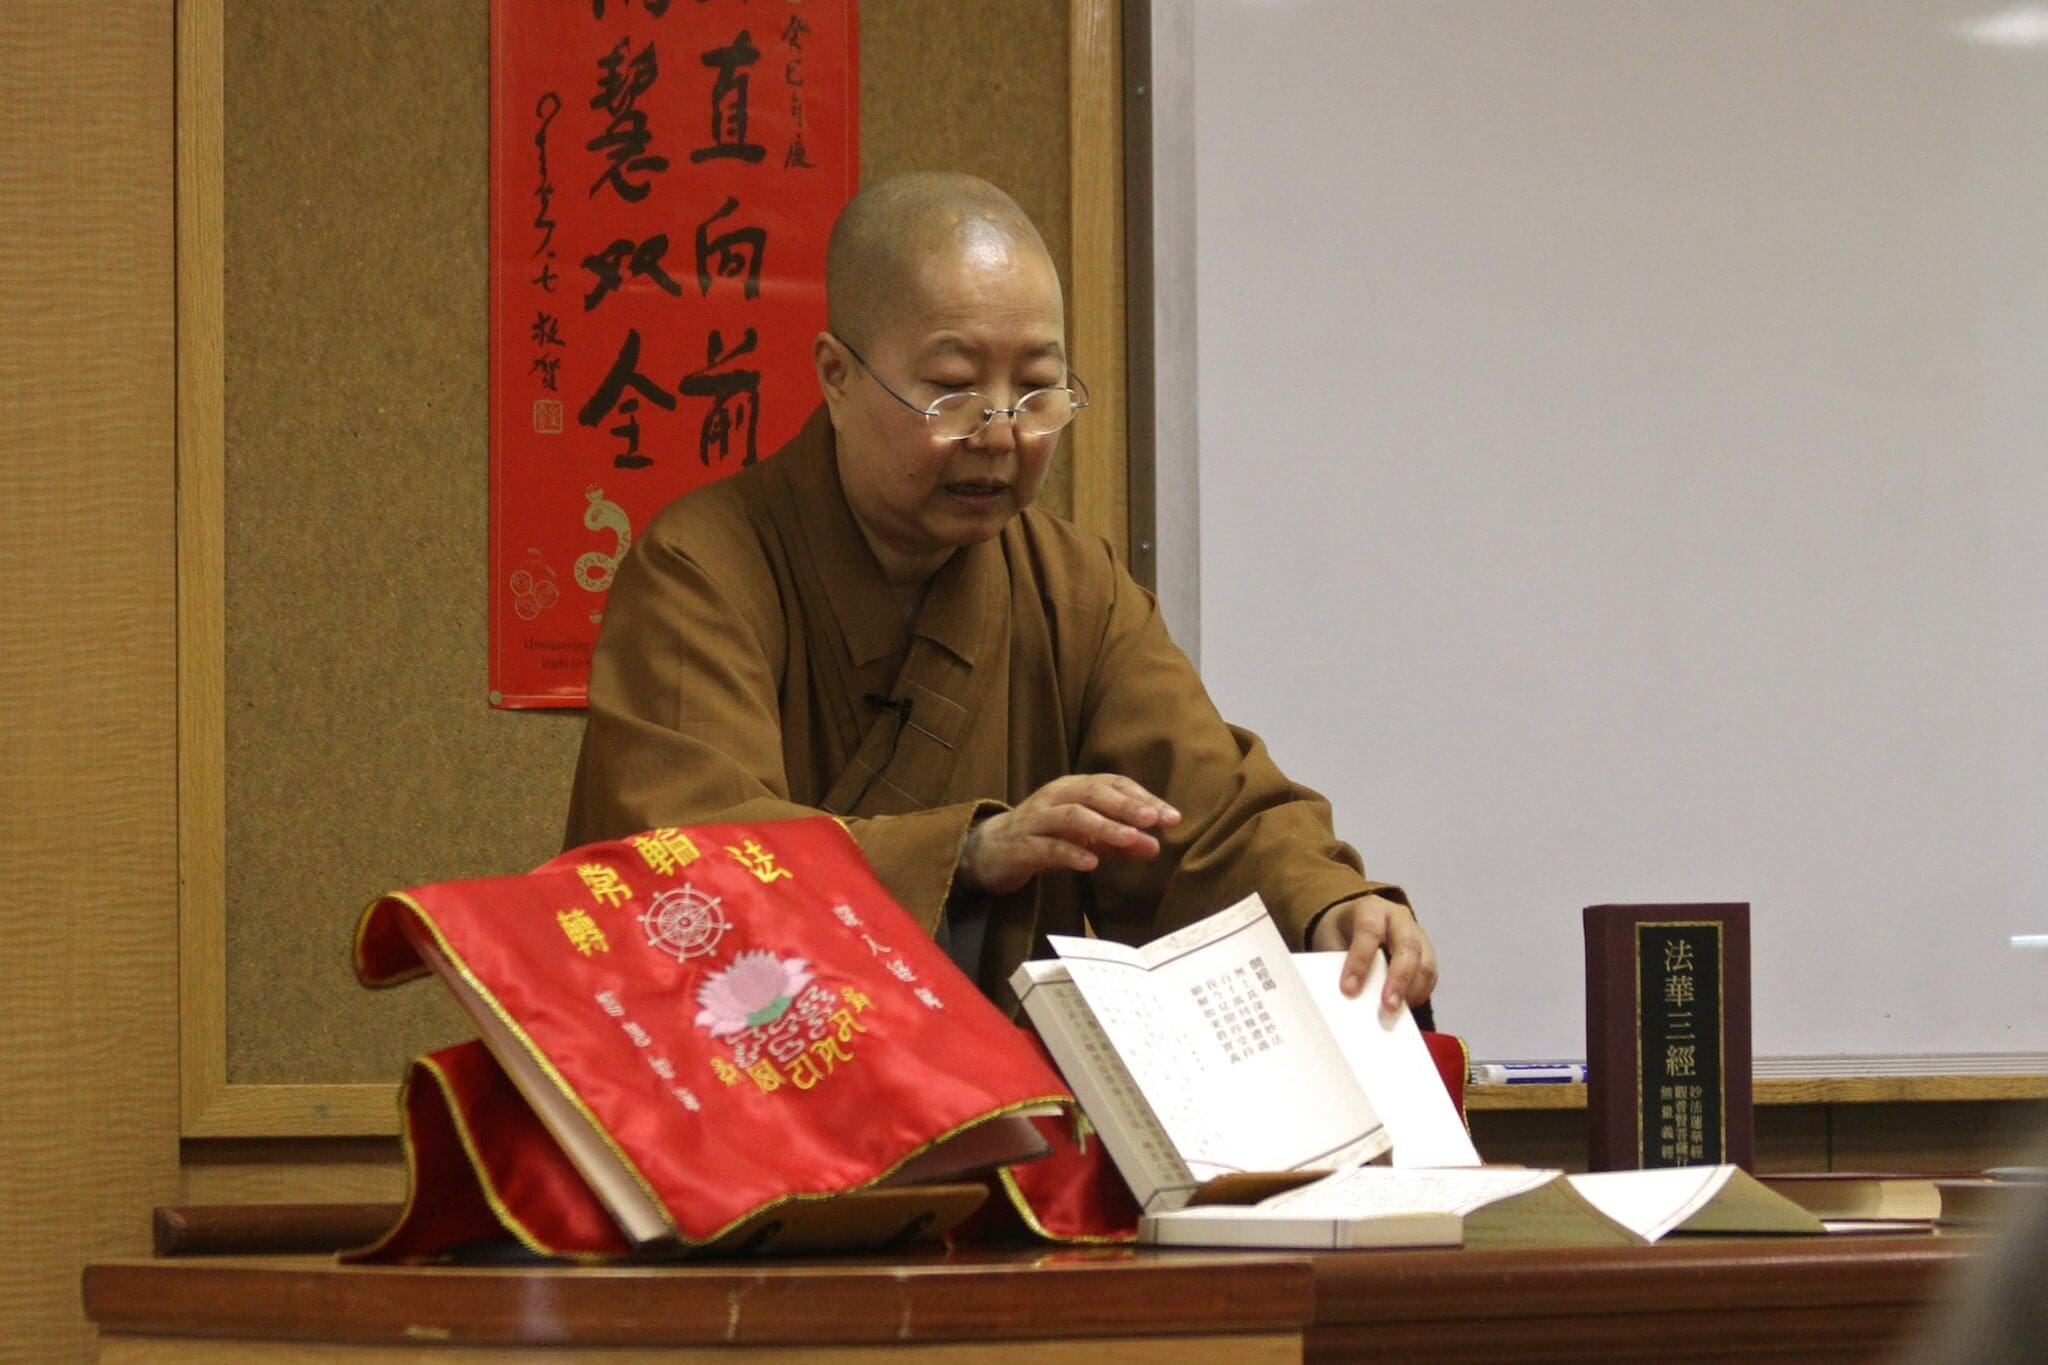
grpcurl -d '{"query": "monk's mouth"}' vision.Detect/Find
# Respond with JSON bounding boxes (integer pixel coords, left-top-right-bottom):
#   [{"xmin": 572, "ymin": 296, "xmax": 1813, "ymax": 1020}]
[{"xmin": 944, "ymin": 482, "xmax": 1010, "ymax": 499}]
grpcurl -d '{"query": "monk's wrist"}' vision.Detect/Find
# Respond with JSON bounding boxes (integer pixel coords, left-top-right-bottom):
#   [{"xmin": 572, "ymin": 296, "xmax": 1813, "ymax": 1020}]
[{"xmin": 953, "ymin": 804, "xmax": 1009, "ymax": 897}]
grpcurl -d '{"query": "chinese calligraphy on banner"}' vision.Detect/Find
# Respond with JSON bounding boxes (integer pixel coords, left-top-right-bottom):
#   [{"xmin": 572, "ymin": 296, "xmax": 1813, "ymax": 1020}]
[{"xmin": 489, "ymin": 0, "xmax": 858, "ymax": 707}]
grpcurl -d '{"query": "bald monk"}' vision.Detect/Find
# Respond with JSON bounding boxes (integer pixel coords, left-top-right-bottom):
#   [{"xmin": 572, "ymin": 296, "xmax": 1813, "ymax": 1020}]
[{"xmin": 567, "ymin": 173, "xmax": 1437, "ymax": 1016}]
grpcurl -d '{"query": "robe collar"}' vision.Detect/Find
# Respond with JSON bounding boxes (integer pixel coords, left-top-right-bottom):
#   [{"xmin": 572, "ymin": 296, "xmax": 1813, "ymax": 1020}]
[{"xmin": 782, "ymin": 406, "xmax": 1004, "ymax": 670}]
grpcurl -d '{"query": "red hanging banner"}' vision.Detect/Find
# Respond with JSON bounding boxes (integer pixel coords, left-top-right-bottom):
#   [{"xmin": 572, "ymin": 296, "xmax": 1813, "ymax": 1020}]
[{"xmin": 488, "ymin": 0, "xmax": 858, "ymax": 708}]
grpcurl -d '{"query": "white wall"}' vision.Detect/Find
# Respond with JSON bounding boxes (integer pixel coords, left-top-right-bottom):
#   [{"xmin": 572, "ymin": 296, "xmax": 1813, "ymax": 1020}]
[{"xmin": 1168, "ymin": 0, "xmax": 2048, "ymax": 1067}]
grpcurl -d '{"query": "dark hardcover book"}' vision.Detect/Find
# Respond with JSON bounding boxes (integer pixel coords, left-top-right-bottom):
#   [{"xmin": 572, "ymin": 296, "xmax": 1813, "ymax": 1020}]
[{"xmin": 1584, "ymin": 903, "xmax": 1752, "ymax": 1173}]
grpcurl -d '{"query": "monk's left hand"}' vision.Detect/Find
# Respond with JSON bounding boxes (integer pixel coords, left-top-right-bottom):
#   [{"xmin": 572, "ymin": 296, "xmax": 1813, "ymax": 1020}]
[{"xmin": 1310, "ymin": 893, "xmax": 1437, "ymax": 1012}]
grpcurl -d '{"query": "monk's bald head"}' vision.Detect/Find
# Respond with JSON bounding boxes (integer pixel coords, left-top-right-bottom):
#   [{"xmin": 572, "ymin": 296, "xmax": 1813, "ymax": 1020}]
[{"xmin": 826, "ymin": 173, "xmax": 1059, "ymax": 347}]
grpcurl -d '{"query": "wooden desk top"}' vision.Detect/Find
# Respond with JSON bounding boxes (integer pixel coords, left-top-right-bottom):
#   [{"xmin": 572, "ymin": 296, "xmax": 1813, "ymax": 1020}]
[
  {"xmin": 86, "ymin": 1246, "xmax": 1312, "ymax": 1350},
  {"xmin": 1310, "ymin": 1234, "xmax": 1975, "ymax": 1362},
  {"xmin": 85, "ymin": 1235, "xmax": 1982, "ymax": 1362}
]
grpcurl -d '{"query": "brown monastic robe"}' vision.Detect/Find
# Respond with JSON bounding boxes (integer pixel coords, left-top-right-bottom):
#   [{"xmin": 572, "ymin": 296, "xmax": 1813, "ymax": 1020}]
[{"xmin": 566, "ymin": 408, "xmax": 1403, "ymax": 1003}]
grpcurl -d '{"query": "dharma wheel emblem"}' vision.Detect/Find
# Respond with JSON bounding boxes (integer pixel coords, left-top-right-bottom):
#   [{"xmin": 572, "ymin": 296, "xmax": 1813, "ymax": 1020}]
[{"xmin": 639, "ymin": 884, "xmax": 730, "ymax": 962}]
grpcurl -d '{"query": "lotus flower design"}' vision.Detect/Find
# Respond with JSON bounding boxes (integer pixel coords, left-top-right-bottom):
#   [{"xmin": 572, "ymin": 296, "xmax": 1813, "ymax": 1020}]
[{"xmin": 695, "ymin": 950, "xmax": 815, "ymax": 1038}]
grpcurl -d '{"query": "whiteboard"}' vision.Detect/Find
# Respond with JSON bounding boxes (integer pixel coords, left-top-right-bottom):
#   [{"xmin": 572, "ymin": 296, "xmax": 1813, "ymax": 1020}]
[{"xmin": 1163, "ymin": 0, "xmax": 2048, "ymax": 1069}]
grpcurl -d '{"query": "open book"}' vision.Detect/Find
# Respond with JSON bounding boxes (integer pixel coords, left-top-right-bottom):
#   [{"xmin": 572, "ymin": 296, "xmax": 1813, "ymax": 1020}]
[
  {"xmin": 1008, "ymin": 892, "xmax": 1479, "ymax": 1214},
  {"xmin": 1012, "ymin": 894, "xmax": 1823, "ymax": 1249},
  {"xmin": 1143, "ymin": 1163, "xmax": 1824, "ymax": 1249}
]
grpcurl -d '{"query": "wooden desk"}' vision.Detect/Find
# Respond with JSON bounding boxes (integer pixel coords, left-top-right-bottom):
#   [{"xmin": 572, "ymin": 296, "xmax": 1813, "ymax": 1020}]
[{"xmin": 85, "ymin": 1235, "xmax": 1978, "ymax": 1363}]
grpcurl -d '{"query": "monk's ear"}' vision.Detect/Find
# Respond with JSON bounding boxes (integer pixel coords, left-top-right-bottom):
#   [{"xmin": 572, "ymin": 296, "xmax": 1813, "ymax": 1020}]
[{"xmin": 813, "ymin": 332, "xmax": 854, "ymax": 409}]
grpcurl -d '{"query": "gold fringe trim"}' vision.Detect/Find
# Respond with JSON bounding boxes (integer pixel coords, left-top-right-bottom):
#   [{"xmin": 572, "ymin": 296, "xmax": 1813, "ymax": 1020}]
[
  {"xmin": 994, "ymin": 1164, "xmax": 1137, "ymax": 1246},
  {"xmin": 415, "ymin": 1053, "xmax": 611, "ymax": 1263},
  {"xmin": 351, "ymin": 892, "xmax": 434, "ymax": 988}
]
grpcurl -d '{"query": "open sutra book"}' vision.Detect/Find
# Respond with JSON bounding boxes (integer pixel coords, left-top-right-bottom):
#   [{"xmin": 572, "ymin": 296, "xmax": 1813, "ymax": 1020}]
[{"xmin": 1012, "ymin": 895, "xmax": 1820, "ymax": 1249}]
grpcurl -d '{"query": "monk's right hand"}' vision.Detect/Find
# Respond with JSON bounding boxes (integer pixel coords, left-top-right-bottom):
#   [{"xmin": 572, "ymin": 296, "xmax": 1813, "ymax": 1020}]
[{"xmin": 956, "ymin": 775, "xmax": 1181, "ymax": 897}]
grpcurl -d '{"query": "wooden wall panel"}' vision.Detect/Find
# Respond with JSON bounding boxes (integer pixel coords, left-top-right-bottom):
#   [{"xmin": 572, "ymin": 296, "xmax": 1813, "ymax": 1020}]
[
  {"xmin": 181, "ymin": 1139, "xmax": 406, "ymax": 1207},
  {"xmin": 0, "ymin": 2, "xmax": 181, "ymax": 1356},
  {"xmin": 1066, "ymin": 0, "xmax": 1128, "ymax": 562}
]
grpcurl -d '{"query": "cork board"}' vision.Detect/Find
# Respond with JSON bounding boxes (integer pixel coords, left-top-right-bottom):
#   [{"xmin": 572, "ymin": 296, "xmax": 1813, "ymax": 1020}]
[{"xmin": 224, "ymin": 0, "xmax": 1076, "ymax": 1084}]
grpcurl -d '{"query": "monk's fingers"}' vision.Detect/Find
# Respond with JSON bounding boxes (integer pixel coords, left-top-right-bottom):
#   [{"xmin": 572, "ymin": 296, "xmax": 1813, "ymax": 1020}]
[
  {"xmin": 1034, "ymin": 773, "xmax": 1179, "ymax": 831},
  {"xmin": 1379, "ymin": 906, "xmax": 1438, "ymax": 1011},
  {"xmin": 1092, "ymin": 773, "xmax": 1180, "ymax": 827},
  {"xmin": 1337, "ymin": 899, "xmax": 1387, "ymax": 999},
  {"xmin": 1021, "ymin": 801, "xmax": 1162, "ymax": 861},
  {"xmin": 960, "ymin": 814, "xmax": 1099, "ymax": 891},
  {"xmin": 1015, "ymin": 831, "xmax": 1103, "ymax": 873},
  {"xmin": 1407, "ymin": 926, "xmax": 1439, "ymax": 1007},
  {"xmin": 961, "ymin": 790, "xmax": 1170, "ymax": 894},
  {"xmin": 1332, "ymin": 893, "xmax": 1417, "ymax": 997}
]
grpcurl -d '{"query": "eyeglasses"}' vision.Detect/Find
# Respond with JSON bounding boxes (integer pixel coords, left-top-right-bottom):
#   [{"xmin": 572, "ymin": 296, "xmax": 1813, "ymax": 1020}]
[{"xmin": 837, "ymin": 337, "xmax": 1089, "ymax": 441}]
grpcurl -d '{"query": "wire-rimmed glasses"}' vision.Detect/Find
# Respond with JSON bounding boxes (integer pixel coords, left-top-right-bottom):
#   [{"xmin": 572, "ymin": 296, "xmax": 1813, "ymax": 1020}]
[{"xmin": 838, "ymin": 337, "xmax": 1089, "ymax": 442}]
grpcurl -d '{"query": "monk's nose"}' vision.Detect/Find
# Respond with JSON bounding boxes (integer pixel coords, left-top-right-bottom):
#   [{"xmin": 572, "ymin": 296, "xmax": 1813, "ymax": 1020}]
[{"xmin": 968, "ymin": 407, "xmax": 1019, "ymax": 455}]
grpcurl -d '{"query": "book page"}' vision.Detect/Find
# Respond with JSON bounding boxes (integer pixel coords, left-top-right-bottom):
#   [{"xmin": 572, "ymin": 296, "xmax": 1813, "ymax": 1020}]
[
  {"xmin": 1566, "ymin": 1166, "xmax": 1736, "ymax": 1241},
  {"xmin": 1010, "ymin": 961, "xmax": 1196, "ymax": 1209},
  {"xmin": 1296, "ymin": 951, "xmax": 1481, "ymax": 1167},
  {"xmin": 1651, "ymin": 1166, "xmax": 1826, "ymax": 1235},
  {"xmin": 1259, "ymin": 1164, "xmax": 1559, "ymax": 1218},
  {"xmin": 1141, "ymin": 1203, "xmax": 1462, "ymax": 1250},
  {"xmin": 1150, "ymin": 1165, "xmax": 1649, "ymax": 1248},
  {"xmin": 1254, "ymin": 1166, "xmax": 1650, "ymax": 1248},
  {"xmin": 1049, "ymin": 895, "xmax": 1388, "ymax": 1180}
]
